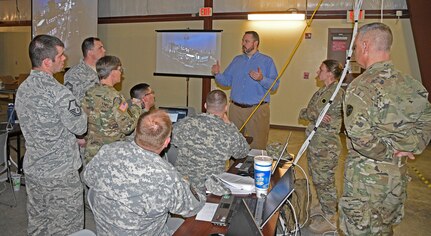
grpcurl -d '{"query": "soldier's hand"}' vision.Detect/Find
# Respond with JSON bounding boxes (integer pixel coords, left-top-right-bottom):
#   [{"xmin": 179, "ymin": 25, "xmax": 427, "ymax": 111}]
[
  {"xmin": 77, "ymin": 138, "xmax": 86, "ymax": 147},
  {"xmin": 322, "ymin": 114, "xmax": 332, "ymax": 123},
  {"xmin": 394, "ymin": 150, "xmax": 415, "ymax": 160}
]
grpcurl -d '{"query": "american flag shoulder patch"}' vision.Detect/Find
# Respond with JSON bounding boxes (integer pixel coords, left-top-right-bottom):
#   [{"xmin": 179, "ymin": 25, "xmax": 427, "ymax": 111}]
[{"xmin": 119, "ymin": 101, "xmax": 128, "ymax": 112}]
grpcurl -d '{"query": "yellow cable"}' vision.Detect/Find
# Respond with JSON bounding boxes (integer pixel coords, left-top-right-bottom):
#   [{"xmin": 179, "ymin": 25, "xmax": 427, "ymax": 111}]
[{"xmin": 239, "ymin": 0, "xmax": 324, "ymax": 132}]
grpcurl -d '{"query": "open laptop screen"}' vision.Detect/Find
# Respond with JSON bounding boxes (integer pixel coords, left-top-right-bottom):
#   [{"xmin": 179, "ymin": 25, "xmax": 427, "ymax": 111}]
[
  {"xmin": 227, "ymin": 198, "xmax": 263, "ymax": 236},
  {"xmin": 271, "ymin": 131, "xmax": 292, "ymax": 175},
  {"xmin": 159, "ymin": 107, "xmax": 188, "ymax": 123},
  {"xmin": 261, "ymin": 166, "xmax": 295, "ymax": 227}
]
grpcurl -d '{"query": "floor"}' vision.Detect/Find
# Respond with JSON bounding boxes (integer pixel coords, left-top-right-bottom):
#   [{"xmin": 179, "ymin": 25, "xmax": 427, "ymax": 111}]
[{"xmin": 0, "ymin": 128, "xmax": 430, "ymax": 235}]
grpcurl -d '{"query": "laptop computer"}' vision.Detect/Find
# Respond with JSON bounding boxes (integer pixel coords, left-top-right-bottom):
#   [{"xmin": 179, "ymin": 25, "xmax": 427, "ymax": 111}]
[
  {"xmin": 226, "ymin": 198, "xmax": 264, "ymax": 236},
  {"xmin": 238, "ymin": 131, "xmax": 292, "ymax": 176},
  {"xmin": 229, "ymin": 166, "xmax": 295, "ymax": 229},
  {"xmin": 271, "ymin": 131, "xmax": 292, "ymax": 175},
  {"xmin": 159, "ymin": 107, "xmax": 188, "ymax": 123}
]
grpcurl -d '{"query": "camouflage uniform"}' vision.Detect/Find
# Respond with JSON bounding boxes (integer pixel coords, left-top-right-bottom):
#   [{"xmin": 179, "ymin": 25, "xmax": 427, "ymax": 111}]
[
  {"xmin": 172, "ymin": 113, "xmax": 250, "ymax": 191},
  {"xmin": 81, "ymin": 84, "xmax": 141, "ymax": 162},
  {"xmin": 340, "ymin": 61, "xmax": 431, "ymax": 235},
  {"xmin": 83, "ymin": 141, "xmax": 206, "ymax": 235},
  {"xmin": 299, "ymin": 82, "xmax": 344, "ymax": 217},
  {"xmin": 64, "ymin": 59, "xmax": 99, "ymax": 102},
  {"xmin": 15, "ymin": 70, "xmax": 87, "ymax": 235}
]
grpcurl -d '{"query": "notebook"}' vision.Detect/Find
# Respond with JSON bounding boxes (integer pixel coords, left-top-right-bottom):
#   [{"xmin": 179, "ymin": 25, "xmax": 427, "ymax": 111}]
[
  {"xmin": 232, "ymin": 166, "xmax": 295, "ymax": 229},
  {"xmin": 226, "ymin": 198, "xmax": 263, "ymax": 236}
]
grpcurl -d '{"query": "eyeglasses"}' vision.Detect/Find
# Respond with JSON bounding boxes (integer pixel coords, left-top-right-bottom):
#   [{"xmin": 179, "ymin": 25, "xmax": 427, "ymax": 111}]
[{"xmin": 144, "ymin": 90, "xmax": 155, "ymax": 96}]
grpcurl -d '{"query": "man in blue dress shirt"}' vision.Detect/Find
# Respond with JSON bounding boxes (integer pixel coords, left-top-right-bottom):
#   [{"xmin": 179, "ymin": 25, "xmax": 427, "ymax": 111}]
[{"xmin": 212, "ymin": 31, "xmax": 279, "ymax": 149}]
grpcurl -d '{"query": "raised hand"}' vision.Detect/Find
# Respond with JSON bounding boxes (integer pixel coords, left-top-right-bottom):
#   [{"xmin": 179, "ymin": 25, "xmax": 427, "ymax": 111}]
[
  {"xmin": 249, "ymin": 67, "xmax": 263, "ymax": 81},
  {"xmin": 211, "ymin": 60, "xmax": 221, "ymax": 75}
]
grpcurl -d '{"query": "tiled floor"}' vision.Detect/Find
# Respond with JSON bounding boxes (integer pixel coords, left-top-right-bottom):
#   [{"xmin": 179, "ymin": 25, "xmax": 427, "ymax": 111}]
[{"xmin": 0, "ymin": 128, "xmax": 430, "ymax": 235}]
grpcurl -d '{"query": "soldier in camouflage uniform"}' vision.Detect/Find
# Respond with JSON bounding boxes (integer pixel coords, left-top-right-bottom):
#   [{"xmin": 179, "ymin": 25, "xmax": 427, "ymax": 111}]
[
  {"xmin": 84, "ymin": 110, "xmax": 205, "ymax": 235},
  {"xmin": 340, "ymin": 22, "xmax": 431, "ymax": 235},
  {"xmin": 15, "ymin": 35, "xmax": 87, "ymax": 235},
  {"xmin": 81, "ymin": 55, "xmax": 142, "ymax": 163},
  {"xmin": 172, "ymin": 90, "xmax": 250, "ymax": 192},
  {"xmin": 64, "ymin": 37, "xmax": 106, "ymax": 188},
  {"xmin": 129, "ymin": 83, "xmax": 156, "ymax": 113},
  {"xmin": 64, "ymin": 37, "xmax": 106, "ymax": 102},
  {"xmin": 299, "ymin": 59, "xmax": 344, "ymax": 233}
]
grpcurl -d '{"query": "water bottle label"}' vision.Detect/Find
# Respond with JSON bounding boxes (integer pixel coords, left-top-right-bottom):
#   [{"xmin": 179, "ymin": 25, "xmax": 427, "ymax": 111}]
[{"xmin": 254, "ymin": 166, "xmax": 271, "ymax": 190}]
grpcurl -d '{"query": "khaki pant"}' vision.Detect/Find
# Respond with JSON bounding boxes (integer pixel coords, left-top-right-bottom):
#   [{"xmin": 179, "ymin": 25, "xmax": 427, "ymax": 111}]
[{"xmin": 229, "ymin": 102, "xmax": 269, "ymax": 149}]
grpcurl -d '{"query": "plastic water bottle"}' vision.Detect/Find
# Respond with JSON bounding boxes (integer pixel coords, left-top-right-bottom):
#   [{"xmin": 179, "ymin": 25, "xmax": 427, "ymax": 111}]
[{"xmin": 7, "ymin": 103, "xmax": 15, "ymax": 125}]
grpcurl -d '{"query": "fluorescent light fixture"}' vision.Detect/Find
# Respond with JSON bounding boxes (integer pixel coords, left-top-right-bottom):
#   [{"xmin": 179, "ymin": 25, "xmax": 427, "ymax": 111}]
[{"xmin": 248, "ymin": 13, "xmax": 305, "ymax": 21}]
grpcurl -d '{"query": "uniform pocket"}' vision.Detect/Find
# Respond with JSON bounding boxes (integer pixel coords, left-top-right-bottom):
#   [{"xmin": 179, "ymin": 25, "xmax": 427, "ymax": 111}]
[
  {"xmin": 339, "ymin": 196, "xmax": 371, "ymax": 233},
  {"xmin": 380, "ymin": 176, "xmax": 407, "ymax": 225}
]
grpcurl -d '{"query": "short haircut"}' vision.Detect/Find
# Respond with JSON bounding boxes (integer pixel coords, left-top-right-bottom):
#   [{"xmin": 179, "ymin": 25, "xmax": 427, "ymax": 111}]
[
  {"xmin": 130, "ymin": 83, "xmax": 150, "ymax": 99},
  {"xmin": 358, "ymin": 22, "xmax": 393, "ymax": 52},
  {"xmin": 135, "ymin": 109, "xmax": 172, "ymax": 151},
  {"xmin": 82, "ymin": 37, "xmax": 101, "ymax": 58},
  {"xmin": 96, "ymin": 55, "xmax": 121, "ymax": 80},
  {"xmin": 322, "ymin": 59, "xmax": 343, "ymax": 79},
  {"xmin": 29, "ymin": 35, "xmax": 64, "ymax": 68},
  {"xmin": 245, "ymin": 31, "xmax": 260, "ymax": 46},
  {"xmin": 206, "ymin": 89, "xmax": 227, "ymax": 113}
]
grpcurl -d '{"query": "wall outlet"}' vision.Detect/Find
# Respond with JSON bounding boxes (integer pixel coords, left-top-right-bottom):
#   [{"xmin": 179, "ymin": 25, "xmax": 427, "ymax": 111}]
[{"xmin": 396, "ymin": 11, "xmax": 403, "ymax": 17}]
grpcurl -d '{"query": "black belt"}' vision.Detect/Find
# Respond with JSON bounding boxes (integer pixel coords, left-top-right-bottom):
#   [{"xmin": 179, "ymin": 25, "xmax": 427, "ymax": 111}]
[{"xmin": 232, "ymin": 101, "xmax": 267, "ymax": 108}]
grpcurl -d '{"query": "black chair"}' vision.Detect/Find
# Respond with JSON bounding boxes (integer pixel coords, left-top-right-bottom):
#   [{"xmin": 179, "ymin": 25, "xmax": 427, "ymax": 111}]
[{"xmin": 0, "ymin": 132, "xmax": 17, "ymax": 207}]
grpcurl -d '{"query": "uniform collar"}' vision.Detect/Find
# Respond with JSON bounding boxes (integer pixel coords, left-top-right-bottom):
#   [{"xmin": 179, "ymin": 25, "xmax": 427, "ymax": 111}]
[{"xmin": 367, "ymin": 60, "xmax": 393, "ymax": 71}]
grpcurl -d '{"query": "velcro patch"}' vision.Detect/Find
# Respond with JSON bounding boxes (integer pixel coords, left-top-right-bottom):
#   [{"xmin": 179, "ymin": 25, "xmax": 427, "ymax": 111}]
[{"xmin": 68, "ymin": 99, "xmax": 82, "ymax": 116}]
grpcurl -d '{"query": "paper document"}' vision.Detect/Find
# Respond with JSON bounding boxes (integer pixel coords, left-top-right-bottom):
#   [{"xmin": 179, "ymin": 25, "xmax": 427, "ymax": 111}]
[
  {"xmin": 195, "ymin": 203, "xmax": 218, "ymax": 222},
  {"xmin": 248, "ymin": 149, "xmax": 267, "ymax": 157},
  {"xmin": 217, "ymin": 173, "xmax": 255, "ymax": 194}
]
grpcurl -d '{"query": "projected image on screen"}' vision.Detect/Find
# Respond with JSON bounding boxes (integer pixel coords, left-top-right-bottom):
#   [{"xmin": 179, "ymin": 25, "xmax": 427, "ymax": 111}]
[
  {"xmin": 32, "ymin": 0, "xmax": 98, "ymax": 67},
  {"xmin": 155, "ymin": 30, "xmax": 222, "ymax": 78}
]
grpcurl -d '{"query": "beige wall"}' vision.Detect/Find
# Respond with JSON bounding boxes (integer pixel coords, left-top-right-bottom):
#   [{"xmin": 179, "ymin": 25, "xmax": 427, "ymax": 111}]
[
  {"xmin": 100, "ymin": 18, "xmax": 420, "ymax": 127},
  {"xmin": 0, "ymin": 19, "xmax": 420, "ymax": 127},
  {"xmin": 0, "ymin": 26, "xmax": 31, "ymax": 77}
]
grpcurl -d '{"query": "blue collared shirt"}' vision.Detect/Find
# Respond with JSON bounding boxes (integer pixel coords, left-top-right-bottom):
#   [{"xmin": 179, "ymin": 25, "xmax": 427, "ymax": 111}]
[{"xmin": 215, "ymin": 51, "xmax": 279, "ymax": 105}]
